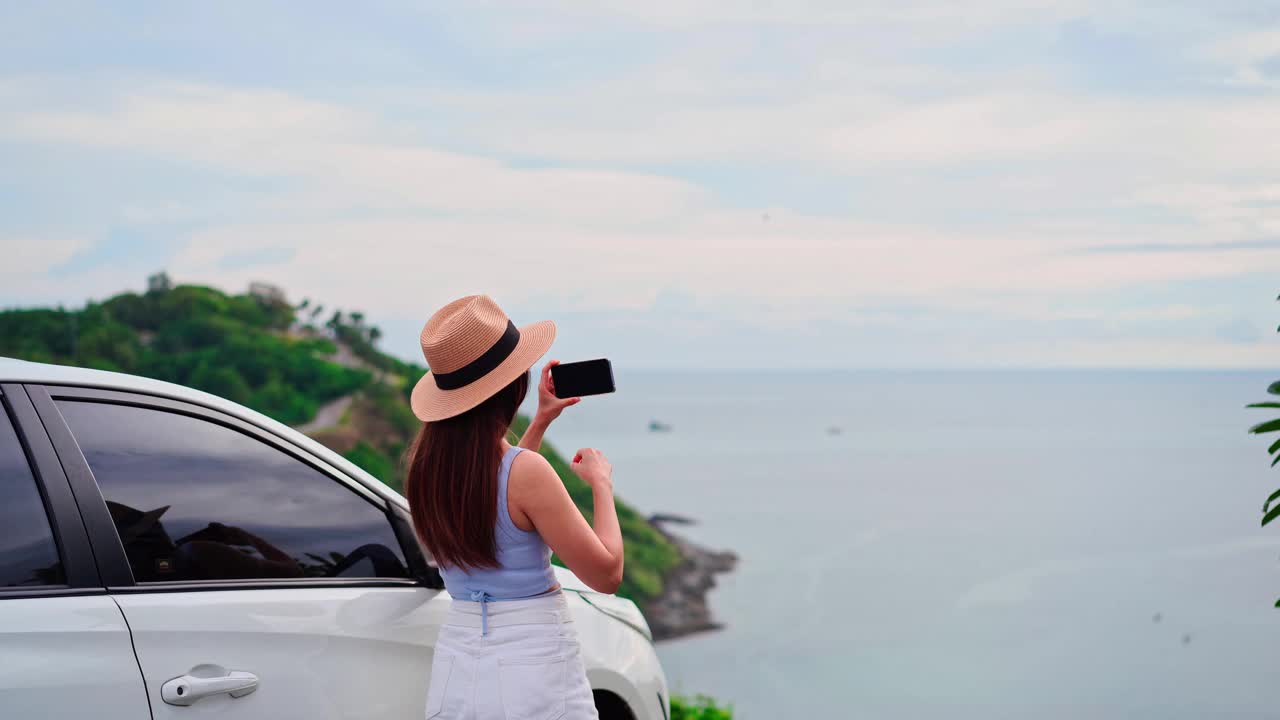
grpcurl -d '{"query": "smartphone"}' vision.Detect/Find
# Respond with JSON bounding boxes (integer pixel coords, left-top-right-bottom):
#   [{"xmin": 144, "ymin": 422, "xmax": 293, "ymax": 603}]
[{"xmin": 551, "ymin": 358, "xmax": 616, "ymax": 398}]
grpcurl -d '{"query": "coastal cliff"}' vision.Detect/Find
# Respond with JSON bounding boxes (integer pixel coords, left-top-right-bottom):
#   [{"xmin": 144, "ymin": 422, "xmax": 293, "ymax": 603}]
[
  {"xmin": 0, "ymin": 281, "xmax": 733, "ymax": 628},
  {"xmin": 643, "ymin": 516, "xmax": 739, "ymax": 641}
]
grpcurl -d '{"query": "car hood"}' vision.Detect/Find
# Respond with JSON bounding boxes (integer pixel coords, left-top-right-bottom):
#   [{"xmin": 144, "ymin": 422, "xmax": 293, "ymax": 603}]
[
  {"xmin": 553, "ymin": 565, "xmax": 593, "ymax": 593},
  {"xmin": 554, "ymin": 567, "xmax": 653, "ymax": 641}
]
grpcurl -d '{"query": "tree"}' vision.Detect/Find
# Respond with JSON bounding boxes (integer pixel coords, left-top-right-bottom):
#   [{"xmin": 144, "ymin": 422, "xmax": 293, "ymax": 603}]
[
  {"xmin": 349, "ymin": 311, "xmax": 364, "ymax": 328},
  {"xmin": 369, "ymin": 326, "xmax": 382, "ymax": 345},
  {"xmin": 189, "ymin": 361, "xmax": 252, "ymax": 405},
  {"xmin": 1247, "ymin": 293, "xmax": 1280, "ymax": 607},
  {"xmin": 146, "ymin": 272, "xmax": 172, "ymax": 294}
]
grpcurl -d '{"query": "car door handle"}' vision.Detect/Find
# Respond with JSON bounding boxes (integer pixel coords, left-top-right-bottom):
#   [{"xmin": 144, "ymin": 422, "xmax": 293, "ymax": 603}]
[{"xmin": 161, "ymin": 670, "xmax": 259, "ymax": 706}]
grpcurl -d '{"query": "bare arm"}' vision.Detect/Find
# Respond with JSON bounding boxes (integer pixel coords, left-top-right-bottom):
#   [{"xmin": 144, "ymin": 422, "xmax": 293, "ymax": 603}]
[
  {"xmin": 509, "ymin": 449, "xmax": 624, "ymax": 594},
  {"xmin": 517, "ymin": 415, "xmax": 552, "ymax": 453},
  {"xmin": 518, "ymin": 360, "xmax": 580, "ymax": 452}
]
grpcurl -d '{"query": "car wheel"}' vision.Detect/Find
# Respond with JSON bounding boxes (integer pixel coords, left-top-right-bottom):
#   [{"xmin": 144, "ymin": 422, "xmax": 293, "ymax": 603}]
[{"xmin": 593, "ymin": 690, "xmax": 637, "ymax": 720}]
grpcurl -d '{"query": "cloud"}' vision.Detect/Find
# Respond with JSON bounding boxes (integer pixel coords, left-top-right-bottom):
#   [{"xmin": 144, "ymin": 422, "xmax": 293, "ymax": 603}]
[
  {"xmin": 483, "ymin": 0, "xmax": 1097, "ymax": 34},
  {"xmin": 2, "ymin": 237, "xmax": 91, "ymax": 276},
  {"xmin": 217, "ymin": 247, "xmax": 296, "ymax": 271},
  {"xmin": 158, "ymin": 210, "xmax": 1280, "ymax": 327},
  {"xmin": 11, "ymin": 78, "xmax": 1268, "ymax": 302},
  {"xmin": 1199, "ymin": 28, "xmax": 1280, "ymax": 87},
  {"xmin": 14, "ymin": 80, "xmax": 1277, "ymax": 317},
  {"xmin": 3, "ymin": 1, "xmax": 1280, "ymax": 367},
  {"xmin": 4, "ymin": 77, "xmax": 1278, "ymax": 368},
  {"xmin": 0, "ymin": 231, "xmax": 189, "ymax": 311},
  {"xmin": 1074, "ymin": 239, "xmax": 1280, "ymax": 254},
  {"xmin": 1, "ymin": 82, "xmax": 707, "ymax": 226}
]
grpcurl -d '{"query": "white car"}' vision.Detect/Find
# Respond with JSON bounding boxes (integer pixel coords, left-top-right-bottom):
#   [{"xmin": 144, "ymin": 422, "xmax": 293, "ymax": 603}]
[{"xmin": 0, "ymin": 358, "xmax": 668, "ymax": 720}]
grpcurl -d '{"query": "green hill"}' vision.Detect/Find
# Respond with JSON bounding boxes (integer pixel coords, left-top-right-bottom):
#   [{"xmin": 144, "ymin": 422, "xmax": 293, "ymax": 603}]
[{"xmin": 0, "ymin": 280, "xmax": 678, "ymax": 603}]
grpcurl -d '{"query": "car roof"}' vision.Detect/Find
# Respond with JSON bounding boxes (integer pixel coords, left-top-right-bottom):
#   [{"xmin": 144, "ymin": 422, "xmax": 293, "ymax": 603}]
[{"xmin": 0, "ymin": 356, "xmax": 406, "ymax": 507}]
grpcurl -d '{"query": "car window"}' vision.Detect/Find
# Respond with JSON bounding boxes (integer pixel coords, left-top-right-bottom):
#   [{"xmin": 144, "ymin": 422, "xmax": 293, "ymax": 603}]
[
  {"xmin": 0, "ymin": 397, "xmax": 65, "ymax": 588},
  {"xmin": 58, "ymin": 400, "xmax": 409, "ymax": 584}
]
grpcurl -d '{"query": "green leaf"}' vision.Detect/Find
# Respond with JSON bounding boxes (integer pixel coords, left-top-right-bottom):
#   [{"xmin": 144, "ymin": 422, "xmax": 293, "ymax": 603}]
[
  {"xmin": 1273, "ymin": 455, "xmax": 1280, "ymax": 468},
  {"xmin": 1248, "ymin": 402, "xmax": 1280, "ymax": 409},
  {"xmin": 1269, "ymin": 381, "xmax": 1280, "ymax": 396},
  {"xmin": 1249, "ymin": 418, "xmax": 1280, "ymax": 435},
  {"xmin": 1270, "ymin": 438, "xmax": 1280, "ymax": 455},
  {"xmin": 1266, "ymin": 488, "xmax": 1280, "ymax": 514},
  {"xmin": 1263, "ymin": 504, "xmax": 1280, "ymax": 528},
  {"xmin": 1275, "ymin": 598, "xmax": 1279, "ymax": 608}
]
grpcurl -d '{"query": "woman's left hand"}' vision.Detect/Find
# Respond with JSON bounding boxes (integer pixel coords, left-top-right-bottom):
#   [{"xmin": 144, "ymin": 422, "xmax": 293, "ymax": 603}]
[{"xmin": 535, "ymin": 360, "xmax": 580, "ymax": 422}]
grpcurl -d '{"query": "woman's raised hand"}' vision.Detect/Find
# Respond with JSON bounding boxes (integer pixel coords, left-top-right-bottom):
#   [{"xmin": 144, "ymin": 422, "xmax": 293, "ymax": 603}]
[
  {"xmin": 535, "ymin": 360, "xmax": 580, "ymax": 422},
  {"xmin": 570, "ymin": 448, "xmax": 613, "ymax": 492},
  {"xmin": 517, "ymin": 361, "xmax": 580, "ymax": 452}
]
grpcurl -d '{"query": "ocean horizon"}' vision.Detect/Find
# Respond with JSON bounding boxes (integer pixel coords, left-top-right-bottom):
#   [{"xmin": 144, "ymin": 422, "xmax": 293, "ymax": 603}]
[{"xmin": 526, "ymin": 368, "xmax": 1280, "ymax": 718}]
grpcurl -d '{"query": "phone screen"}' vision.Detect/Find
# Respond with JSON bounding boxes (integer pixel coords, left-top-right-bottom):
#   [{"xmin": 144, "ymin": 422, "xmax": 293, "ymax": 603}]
[{"xmin": 551, "ymin": 359, "xmax": 616, "ymax": 398}]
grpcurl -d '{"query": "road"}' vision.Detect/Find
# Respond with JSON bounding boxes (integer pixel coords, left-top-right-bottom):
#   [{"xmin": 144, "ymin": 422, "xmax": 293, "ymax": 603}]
[{"xmin": 294, "ymin": 394, "xmax": 353, "ymax": 434}]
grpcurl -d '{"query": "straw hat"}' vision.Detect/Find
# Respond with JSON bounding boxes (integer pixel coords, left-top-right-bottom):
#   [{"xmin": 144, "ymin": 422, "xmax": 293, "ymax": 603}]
[{"xmin": 410, "ymin": 295, "xmax": 555, "ymax": 421}]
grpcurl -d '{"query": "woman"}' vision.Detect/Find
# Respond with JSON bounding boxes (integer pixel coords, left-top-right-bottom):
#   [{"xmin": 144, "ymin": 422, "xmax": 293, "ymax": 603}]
[{"xmin": 406, "ymin": 295, "xmax": 623, "ymax": 720}]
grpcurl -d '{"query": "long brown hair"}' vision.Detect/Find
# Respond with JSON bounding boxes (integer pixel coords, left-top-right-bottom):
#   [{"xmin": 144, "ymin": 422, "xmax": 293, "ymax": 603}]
[{"xmin": 405, "ymin": 371, "xmax": 529, "ymax": 570}]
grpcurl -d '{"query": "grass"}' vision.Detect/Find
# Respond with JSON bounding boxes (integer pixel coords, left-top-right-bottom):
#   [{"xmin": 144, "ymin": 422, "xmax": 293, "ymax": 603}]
[{"xmin": 671, "ymin": 695, "xmax": 734, "ymax": 720}]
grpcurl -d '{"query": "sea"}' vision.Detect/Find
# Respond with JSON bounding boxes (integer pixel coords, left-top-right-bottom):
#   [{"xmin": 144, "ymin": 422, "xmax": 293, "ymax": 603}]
[{"xmin": 525, "ymin": 369, "xmax": 1280, "ymax": 719}]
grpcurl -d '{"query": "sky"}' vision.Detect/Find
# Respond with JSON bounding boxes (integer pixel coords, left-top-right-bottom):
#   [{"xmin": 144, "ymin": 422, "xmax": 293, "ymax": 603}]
[{"xmin": 2, "ymin": 1, "xmax": 1280, "ymax": 369}]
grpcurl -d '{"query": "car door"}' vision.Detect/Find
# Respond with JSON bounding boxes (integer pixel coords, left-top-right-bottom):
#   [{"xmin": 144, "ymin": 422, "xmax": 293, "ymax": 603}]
[
  {"xmin": 31, "ymin": 384, "xmax": 451, "ymax": 719},
  {"xmin": 0, "ymin": 385, "xmax": 151, "ymax": 720}
]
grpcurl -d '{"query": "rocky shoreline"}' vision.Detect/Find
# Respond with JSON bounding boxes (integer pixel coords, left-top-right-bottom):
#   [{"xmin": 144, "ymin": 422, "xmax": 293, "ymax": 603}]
[{"xmin": 641, "ymin": 514, "xmax": 739, "ymax": 642}]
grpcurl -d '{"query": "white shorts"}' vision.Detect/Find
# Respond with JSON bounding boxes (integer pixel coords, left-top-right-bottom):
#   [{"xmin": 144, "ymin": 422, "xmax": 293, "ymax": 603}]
[{"xmin": 425, "ymin": 591, "xmax": 599, "ymax": 720}]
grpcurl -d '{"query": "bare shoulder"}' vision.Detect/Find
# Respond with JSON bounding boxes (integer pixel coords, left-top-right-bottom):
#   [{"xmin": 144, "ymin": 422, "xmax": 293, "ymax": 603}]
[
  {"xmin": 508, "ymin": 450, "xmax": 561, "ymax": 499},
  {"xmin": 511, "ymin": 447, "xmax": 554, "ymax": 476},
  {"xmin": 507, "ymin": 449, "xmax": 565, "ymax": 530}
]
